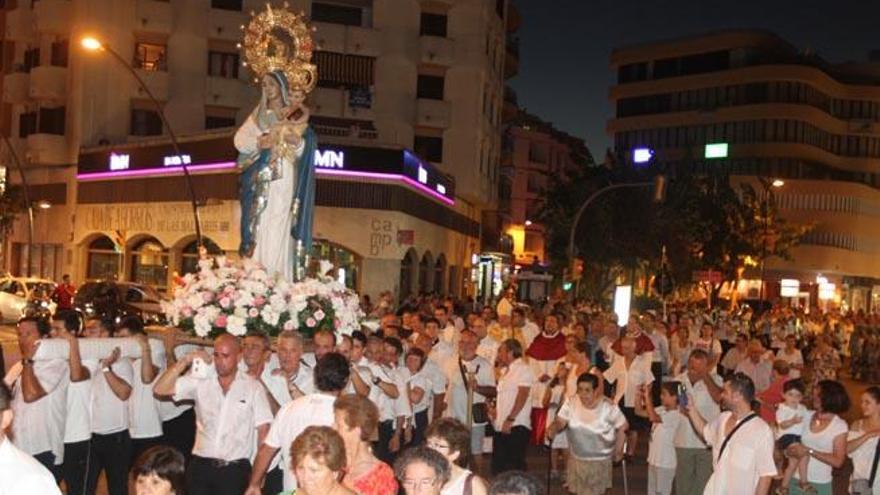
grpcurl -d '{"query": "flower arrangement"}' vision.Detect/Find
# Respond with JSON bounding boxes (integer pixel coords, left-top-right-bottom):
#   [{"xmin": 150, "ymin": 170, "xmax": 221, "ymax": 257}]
[{"xmin": 161, "ymin": 257, "xmax": 363, "ymax": 339}]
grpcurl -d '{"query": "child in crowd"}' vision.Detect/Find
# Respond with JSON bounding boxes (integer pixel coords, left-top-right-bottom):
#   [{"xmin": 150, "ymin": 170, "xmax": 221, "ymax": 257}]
[
  {"xmin": 643, "ymin": 382, "xmax": 683, "ymax": 495},
  {"xmin": 776, "ymin": 379, "xmax": 812, "ymax": 494}
]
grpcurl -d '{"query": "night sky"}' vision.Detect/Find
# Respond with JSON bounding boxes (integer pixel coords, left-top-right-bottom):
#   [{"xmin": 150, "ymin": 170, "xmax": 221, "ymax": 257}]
[{"xmin": 510, "ymin": 0, "xmax": 880, "ymax": 159}]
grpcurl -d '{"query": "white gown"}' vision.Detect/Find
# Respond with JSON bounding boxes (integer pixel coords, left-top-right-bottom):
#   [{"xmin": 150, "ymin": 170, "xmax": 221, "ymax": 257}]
[{"xmin": 234, "ymin": 114, "xmax": 305, "ymax": 282}]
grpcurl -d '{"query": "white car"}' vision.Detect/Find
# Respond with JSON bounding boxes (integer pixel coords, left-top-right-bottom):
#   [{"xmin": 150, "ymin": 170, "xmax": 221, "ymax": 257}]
[{"xmin": 0, "ymin": 276, "xmax": 58, "ymax": 323}]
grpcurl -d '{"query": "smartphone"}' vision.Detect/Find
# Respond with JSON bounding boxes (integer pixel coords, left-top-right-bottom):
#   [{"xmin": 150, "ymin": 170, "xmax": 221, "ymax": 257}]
[
  {"xmin": 678, "ymin": 383, "xmax": 689, "ymax": 408},
  {"xmin": 191, "ymin": 357, "xmax": 209, "ymax": 379}
]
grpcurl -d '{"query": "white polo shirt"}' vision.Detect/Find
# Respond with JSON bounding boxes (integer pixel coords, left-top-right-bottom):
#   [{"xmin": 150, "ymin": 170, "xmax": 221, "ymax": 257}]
[
  {"xmin": 494, "ymin": 358, "xmax": 535, "ymax": 430},
  {"xmin": 91, "ymin": 359, "xmax": 134, "ymax": 435},
  {"xmin": 604, "ymin": 354, "xmax": 654, "ymax": 407},
  {"xmin": 674, "ymin": 371, "xmax": 722, "ymax": 449},
  {"xmin": 64, "ymin": 359, "xmax": 99, "ymax": 444},
  {"xmin": 4, "ymin": 359, "xmax": 69, "ymax": 460},
  {"xmin": 128, "ymin": 358, "xmax": 163, "ymax": 440},
  {"xmin": 174, "ymin": 374, "xmax": 273, "ymax": 461},
  {"xmin": 264, "ymin": 392, "xmax": 337, "ymax": 491},
  {"xmin": 476, "ymin": 336, "xmax": 500, "ymax": 366},
  {"xmin": 443, "ymin": 355, "xmax": 495, "ymax": 425},
  {"xmin": 262, "ymin": 364, "xmax": 314, "ymax": 406},
  {"xmin": 703, "ymin": 411, "xmax": 777, "ymax": 495},
  {"xmin": 0, "ymin": 437, "xmax": 62, "ymax": 495}
]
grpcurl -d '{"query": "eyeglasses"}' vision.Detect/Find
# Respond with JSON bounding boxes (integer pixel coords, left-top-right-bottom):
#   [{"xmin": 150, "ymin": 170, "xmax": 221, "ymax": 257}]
[
  {"xmin": 426, "ymin": 440, "xmax": 450, "ymax": 452},
  {"xmin": 402, "ymin": 477, "xmax": 438, "ymax": 491}
]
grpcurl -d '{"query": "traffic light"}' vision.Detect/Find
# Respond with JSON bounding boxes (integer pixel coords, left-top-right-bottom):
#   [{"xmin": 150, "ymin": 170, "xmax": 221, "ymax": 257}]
[{"xmin": 571, "ymin": 258, "xmax": 584, "ymax": 281}]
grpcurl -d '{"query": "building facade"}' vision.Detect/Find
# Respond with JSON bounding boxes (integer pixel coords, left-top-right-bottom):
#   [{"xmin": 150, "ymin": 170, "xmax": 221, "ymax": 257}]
[
  {"xmin": 0, "ymin": 0, "xmax": 520, "ymax": 301},
  {"xmin": 500, "ymin": 109, "xmax": 589, "ymax": 266},
  {"xmin": 608, "ymin": 30, "xmax": 880, "ymax": 310}
]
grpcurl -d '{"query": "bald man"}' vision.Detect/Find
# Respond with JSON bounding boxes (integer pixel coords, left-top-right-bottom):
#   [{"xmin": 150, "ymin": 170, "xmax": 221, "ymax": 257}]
[{"xmin": 155, "ymin": 334, "xmax": 272, "ymax": 495}]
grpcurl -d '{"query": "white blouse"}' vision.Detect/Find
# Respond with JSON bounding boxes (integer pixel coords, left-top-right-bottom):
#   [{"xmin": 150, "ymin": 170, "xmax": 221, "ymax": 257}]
[{"xmin": 557, "ymin": 397, "xmax": 626, "ymax": 461}]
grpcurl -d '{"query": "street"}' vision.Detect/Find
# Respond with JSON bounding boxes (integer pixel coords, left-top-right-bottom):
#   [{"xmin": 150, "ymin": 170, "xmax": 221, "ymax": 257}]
[{"xmin": 0, "ymin": 324, "xmax": 865, "ymax": 495}]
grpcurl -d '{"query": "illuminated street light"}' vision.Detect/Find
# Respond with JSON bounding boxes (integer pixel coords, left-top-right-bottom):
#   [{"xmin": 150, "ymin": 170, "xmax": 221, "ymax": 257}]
[
  {"xmin": 81, "ymin": 37, "xmax": 103, "ymax": 51},
  {"xmin": 524, "ymin": 219, "xmax": 532, "ymax": 226},
  {"xmin": 36, "ymin": 200, "xmax": 52, "ymax": 210},
  {"xmin": 772, "ymin": 179, "xmax": 785, "ymax": 188}
]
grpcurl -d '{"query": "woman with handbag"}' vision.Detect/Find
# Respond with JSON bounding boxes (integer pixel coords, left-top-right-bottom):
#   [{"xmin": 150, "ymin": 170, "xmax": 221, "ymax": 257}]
[{"xmin": 847, "ymin": 386, "xmax": 880, "ymax": 495}]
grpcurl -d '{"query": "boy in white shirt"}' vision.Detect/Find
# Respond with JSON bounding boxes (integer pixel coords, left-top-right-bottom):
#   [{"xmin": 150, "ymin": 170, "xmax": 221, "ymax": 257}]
[
  {"xmin": 776, "ymin": 379, "xmax": 811, "ymax": 491},
  {"xmin": 644, "ymin": 382, "xmax": 684, "ymax": 495}
]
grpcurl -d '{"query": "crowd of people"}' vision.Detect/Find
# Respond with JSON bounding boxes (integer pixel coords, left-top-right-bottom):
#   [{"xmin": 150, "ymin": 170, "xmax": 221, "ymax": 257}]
[{"xmin": 0, "ymin": 288, "xmax": 879, "ymax": 495}]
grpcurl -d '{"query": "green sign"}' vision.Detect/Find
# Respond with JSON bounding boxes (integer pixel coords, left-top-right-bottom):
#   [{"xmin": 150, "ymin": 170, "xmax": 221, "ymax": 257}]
[{"xmin": 704, "ymin": 143, "xmax": 729, "ymax": 159}]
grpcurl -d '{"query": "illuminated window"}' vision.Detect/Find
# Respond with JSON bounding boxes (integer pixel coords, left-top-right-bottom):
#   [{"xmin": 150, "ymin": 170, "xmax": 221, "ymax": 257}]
[{"xmin": 134, "ymin": 42, "xmax": 167, "ymax": 71}]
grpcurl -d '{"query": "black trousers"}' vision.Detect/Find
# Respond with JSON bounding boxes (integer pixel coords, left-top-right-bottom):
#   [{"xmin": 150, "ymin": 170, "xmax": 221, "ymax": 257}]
[
  {"xmin": 33, "ymin": 450, "xmax": 61, "ymax": 482},
  {"xmin": 374, "ymin": 420, "xmax": 395, "ymax": 464},
  {"xmin": 63, "ymin": 440, "xmax": 91, "ymax": 495},
  {"xmin": 87, "ymin": 430, "xmax": 132, "ymax": 495},
  {"xmin": 410, "ymin": 409, "xmax": 429, "ymax": 447},
  {"xmin": 131, "ymin": 435, "xmax": 164, "ymax": 466},
  {"xmin": 162, "ymin": 408, "xmax": 196, "ymax": 462},
  {"xmin": 651, "ymin": 361, "xmax": 663, "ymax": 406},
  {"xmin": 185, "ymin": 456, "xmax": 251, "ymax": 495},
  {"xmin": 262, "ymin": 467, "xmax": 283, "ymax": 495},
  {"xmin": 491, "ymin": 426, "xmax": 530, "ymax": 475}
]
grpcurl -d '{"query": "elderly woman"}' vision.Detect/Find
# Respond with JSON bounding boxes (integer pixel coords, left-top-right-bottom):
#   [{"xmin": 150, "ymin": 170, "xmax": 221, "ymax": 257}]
[
  {"xmin": 425, "ymin": 418, "xmax": 488, "ymax": 495},
  {"xmin": 546, "ymin": 373, "xmax": 628, "ymax": 495},
  {"xmin": 395, "ymin": 446, "xmax": 452, "ymax": 495},
  {"xmin": 285, "ymin": 426, "xmax": 355, "ymax": 495},
  {"xmin": 131, "ymin": 446, "xmax": 186, "ymax": 495},
  {"xmin": 333, "ymin": 394, "xmax": 397, "ymax": 495}
]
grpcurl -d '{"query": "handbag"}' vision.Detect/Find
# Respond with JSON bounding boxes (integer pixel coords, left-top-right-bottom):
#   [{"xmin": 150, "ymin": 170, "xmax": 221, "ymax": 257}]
[
  {"xmin": 458, "ymin": 359, "xmax": 489, "ymax": 424},
  {"xmin": 851, "ymin": 434, "xmax": 880, "ymax": 495}
]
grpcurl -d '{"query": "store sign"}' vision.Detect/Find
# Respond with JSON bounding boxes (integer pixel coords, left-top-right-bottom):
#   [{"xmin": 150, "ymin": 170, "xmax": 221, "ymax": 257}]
[
  {"xmin": 78, "ymin": 137, "xmax": 455, "ymax": 204},
  {"xmin": 780, "ymin": 279, "xmax": 800, "ymax": 297}
]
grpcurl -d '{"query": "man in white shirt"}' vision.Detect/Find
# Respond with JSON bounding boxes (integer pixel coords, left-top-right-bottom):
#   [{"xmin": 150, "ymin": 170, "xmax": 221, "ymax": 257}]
[
  {"xmin": 382, "ymin": 337, "xmax": 413, "ymax": 457},
  {"xmin": 674, "ymin": 349, "xmax": 723, "ymax": 495},
  {"xmin": 156, "ymin": 329, "xmax": 197, "ymax": 462},
  {"xmin": 685, "ymin": 372, "xmax": 776, "ymax": 495},
  {"xmin": 3, "ymin": 317, "xmax": 68, "ymax": 479},
  {"xmin": 365, "ymin": 335, "xmax": 402, "ymax": 463},
  {"xmin": 720, "ymin": 334, "xmax": 749, "ymax": 375},
  {"xmin": 245, "ymin": 351, "xmax": 350, "ymax": 495},
  {"xmin": 491, "ymin": 338, "xmax": 535, "ymax": 474},
  {"xmin": 444, "ymin": 330, "xmax": 495, "ymax": 456},
  {"xmin": 512, "ymin": 308, "xmax": 540, "ymax": 349},
  {"xmin": 265, "ymin": 331, "xmax": 314, "ymax": 410},
  {"xmin": 87, "ymin": 330, "xmax": 135, "ymax": 495},
  {"xmin": 434, "ymin": 305, "xmax": 459, "ymax": 345},
  {"xmin": 155, "ymin": 334, "xmax": 273, "ymax": 495},
  {"xmin": 117, "ymin": 316, "xmax": 164, "ymax": 464},
  {"xmin": 735, "ymin": 340, "xmax": 773, "ymax": 393},
  {"xmin": 52, "ymin": 311, "xmax": 97, "ymax": 495},
  {"xmin": 0, "ymin": 381, "xmax": 62, "ymax": 495},
  {"xmin": 302, "ymin": 328, "xmax": 336, "ymax": 367},
  {"xmin": 471, "ymin": 316, "xmax": 500, "ymax": 367}
]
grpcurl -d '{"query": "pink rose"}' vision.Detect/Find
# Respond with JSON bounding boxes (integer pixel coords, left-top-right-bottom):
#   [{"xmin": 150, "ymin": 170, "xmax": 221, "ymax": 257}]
[
  {"xmin": 214, "ymin": 314, "xmax": 228, "ymax": 328},
  {"xmin": 283, "ymin": 320, "xmax": 295, "ymax": 331},
  {"xmin": 306, "ymin": 317, "xmax": 317, "ymax": 328},
  {"xmin": 201, "ymin": 292, "xmax": 215, "ymax": 303},
  {"xmin": 334, "ymin": 318, "xmax": 340, "ymax": 329},
  {"xmin": 223, "ymin": 285, "xmax": 235, "ymax": 295},
  {"xmin": 219, "ymin": 297, "xmax": 232, "ymax": 309},
  {"xmin": 181, "ymin": 306, "xmax": 194, "ymax": 318},
  {"xmin": 253, "ymin": 296, "xmax": 266, "ymax": 307},
  {"xmin": 248, "ymin": 307, "xmax": 260, "ymax": 318}
]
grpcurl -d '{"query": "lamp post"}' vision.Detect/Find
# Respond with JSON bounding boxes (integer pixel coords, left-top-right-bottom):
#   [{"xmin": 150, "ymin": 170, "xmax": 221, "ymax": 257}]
[
  {"xmin": 758, "ymin": 178, "xmax": 784, "ymax": 305},
  {"xmin": 1, "ymin": 134, "xmax": 35, "ymax": 277},
  {"xmin": 80, "ymin": 36, "xmax": 203, "ymax": 251}
]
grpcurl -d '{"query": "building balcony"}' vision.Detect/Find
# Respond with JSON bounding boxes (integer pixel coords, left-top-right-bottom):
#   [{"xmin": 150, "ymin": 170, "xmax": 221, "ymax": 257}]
[
  {"xmin": 507, "ymin": 3, "xmax": 521, "ymax": 33},
  {"xmin": 29, "ymin": 66, "xmax": 67, "ymax": 101},
  {"xmin": 3, "ymin": 72, "xmax": 30, "ymax": 103},
  {"xmin": 207, "ymin": 8, "xmax": 248, "ymax": 42},
  {"xmin": 26, "ymin": 134, "xmax": 68, "ymax": 166},
  {"xmin": 130, "ymin": 69, "xmax": 169, "ymax": 102},
  {"xmin": 313, "ymin": 22, "xmax": 346, "ymax": 53},
  {"xmin": 420, "ymin": 36, "xmax": 455, "ymax": 67},
  {"xmin": 5, "ymin": 8, "xmax": 34, "ymax": 42},
  {"xmin": 33, "ymin": 0, "xmax": 71, "ymax": 34},
  {"xmin": 135, "ymin": 0, "xmax": 174, "ymax": 35},
  {"xmin": 205, "ymin": 76, "xmax": 247, "ymax": 109},
  {"xmin": 416, "ymin": 98, "xmax": 451, "ymax": 128}
]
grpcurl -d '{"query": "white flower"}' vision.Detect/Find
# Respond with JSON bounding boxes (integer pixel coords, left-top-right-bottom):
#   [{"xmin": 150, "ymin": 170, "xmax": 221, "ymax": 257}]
[
  {"xmin": 227, "ymin": 315, "xmax": 247, "ymax": 336},
  {"xmin": 269, "ymin": 294, "xmax": 287, "ymax": 312},
  {"xmin": 261, "ymin": 308, "xmax": 280, "ymax": 326},
  {"xmin": 234, "ymin": 306, "xmax": 248, "ymax": 319},
  {"xmin": 193, "ymin": 314, "xmax": 211, "ymax": 337}
]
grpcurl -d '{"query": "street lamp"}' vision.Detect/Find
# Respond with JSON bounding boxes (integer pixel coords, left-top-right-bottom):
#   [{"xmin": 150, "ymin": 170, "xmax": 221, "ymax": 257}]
[
  {"xmin": 80, "ymin": 36, "xmax": 203, "ymax": 251},
  {"xmin": 524, "ymin": 219, "xmax": 532, "ymax": 226},
  {"xmin": 758, "ymin": 178, "xmax": 785, "ymax": 305}
]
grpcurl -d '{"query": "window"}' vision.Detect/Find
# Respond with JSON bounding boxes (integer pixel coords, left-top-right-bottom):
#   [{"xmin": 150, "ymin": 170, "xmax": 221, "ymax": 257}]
[
  {"xmin": 181, "ymin": 239, "xmax": 222, "ymax": 275},
  {"xmin": 414, "ymin": 135, "xmax": 443, "ymax": 163},
  {"xmin": 311, "ymin": 240, "xmax": 361, "ymax": 290},
  {"xmin": 208, "ymin": 50, "xmax": 239, "ymax": 78},
  {"xmin": 205, "ymin": 115, "xmax": 236, "ymax": 129},
  {"xmin": 496, "ymin": 0, "xmax": 505, "ymax": 18},
  {"xmin": 210, "ymin": 0, "xmax": 242, "ymax": 10},
  {"xmin": 311, "ymin": 2, "xmax": 364, "ymax": 26},
  {"xmin": 131, "ymin": 108, "xmax": 163, "ymax": 136},
  {"xmin": 23, "ymin": 47, "xmax": 39, "ymax": 72},
  {"xmin": 420, "ymin": 13, "xmax": 447, "ymax": 37},
  {"xmin": 130, "ymin": 238, "xmax": 169, "ymax": 291},
  {"xmin": 50, "ymin": 40, "xmax": 68, "ymax": 67},
  {"xmin": 19, "ymin": 110, "xmax": 36, "ymax": 138},
  {"xmin": 416, "ymin": 74, "xmax": 444, "ymax": 100},
  {"xmin": 133, "ymin": 42, "xmax": 167, "ymax": 71},
  {"xmin": 38, "ymin": 106, "xmax": 65, "ymax": 135},
  {"xmin": 87, "ymin": 236, "xmax": 120, "ymax": 281},
  {"xmin": 528, "ymin": 143, "xmax": 548, "ymax": 163}
]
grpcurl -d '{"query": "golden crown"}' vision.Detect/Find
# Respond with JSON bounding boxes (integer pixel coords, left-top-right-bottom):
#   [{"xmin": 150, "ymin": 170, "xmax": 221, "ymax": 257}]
[{"xmin": 238, "ymin": 3, "xmax": 318, "ymax": 94}]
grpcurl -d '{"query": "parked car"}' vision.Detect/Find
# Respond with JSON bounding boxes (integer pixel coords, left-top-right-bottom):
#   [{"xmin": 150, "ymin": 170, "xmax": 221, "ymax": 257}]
[
  {"xmin": 74, "ymin": 281, "xmax": 167, "ymax": 325},
  {"xmin": 0, "ymin": 276, "xmax": 58, "ymax": 322}
]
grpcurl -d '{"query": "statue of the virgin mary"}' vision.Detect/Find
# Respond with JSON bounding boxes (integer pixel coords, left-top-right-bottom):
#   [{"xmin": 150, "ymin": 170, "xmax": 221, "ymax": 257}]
[{"xmin": 235, "ymin": 6, "xmax": 318, "ymax": 281}]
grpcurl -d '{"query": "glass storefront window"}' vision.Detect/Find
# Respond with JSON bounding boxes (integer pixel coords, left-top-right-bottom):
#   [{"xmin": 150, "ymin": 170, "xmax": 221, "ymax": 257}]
[
  {"xmin": 400, "ymin": 249, "xmax": 416, "ymax": 302},
  {"xmin": 130, "ymin": 238, "xmax": 169, "ymax": 291},
  {"xmin": 311, "ymin": 239, "xmax": 361, "ymax": 291},
  {"xmin": 87, "ymin": 236, "xmax": 121, "ymax": 281}
]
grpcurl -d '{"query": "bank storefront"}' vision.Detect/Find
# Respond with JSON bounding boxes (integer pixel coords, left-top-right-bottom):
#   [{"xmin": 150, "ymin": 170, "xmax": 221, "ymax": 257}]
[{"xmin": 27, "ymin": 133, "xmax": 479, "ymax": 300}]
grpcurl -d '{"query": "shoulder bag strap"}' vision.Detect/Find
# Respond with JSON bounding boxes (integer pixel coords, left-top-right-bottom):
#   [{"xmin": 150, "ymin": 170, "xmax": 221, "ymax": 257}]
[
  {"xmin": 869, "ymin": 435, "xmax": 880, "ymax": 486},
  {"xmin": 463, "ymin": 472, "xmax": 476, "ymax": 495},
  {"xmin": 717, "ymin": 413, "xmax": 758, "ymax": 463}
]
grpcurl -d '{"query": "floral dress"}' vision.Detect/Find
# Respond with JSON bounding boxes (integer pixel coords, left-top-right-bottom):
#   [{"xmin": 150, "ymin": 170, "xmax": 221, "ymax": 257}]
[{"xmin": 351, "ymin": 461, "xmax": 398, "ymax": 495}]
